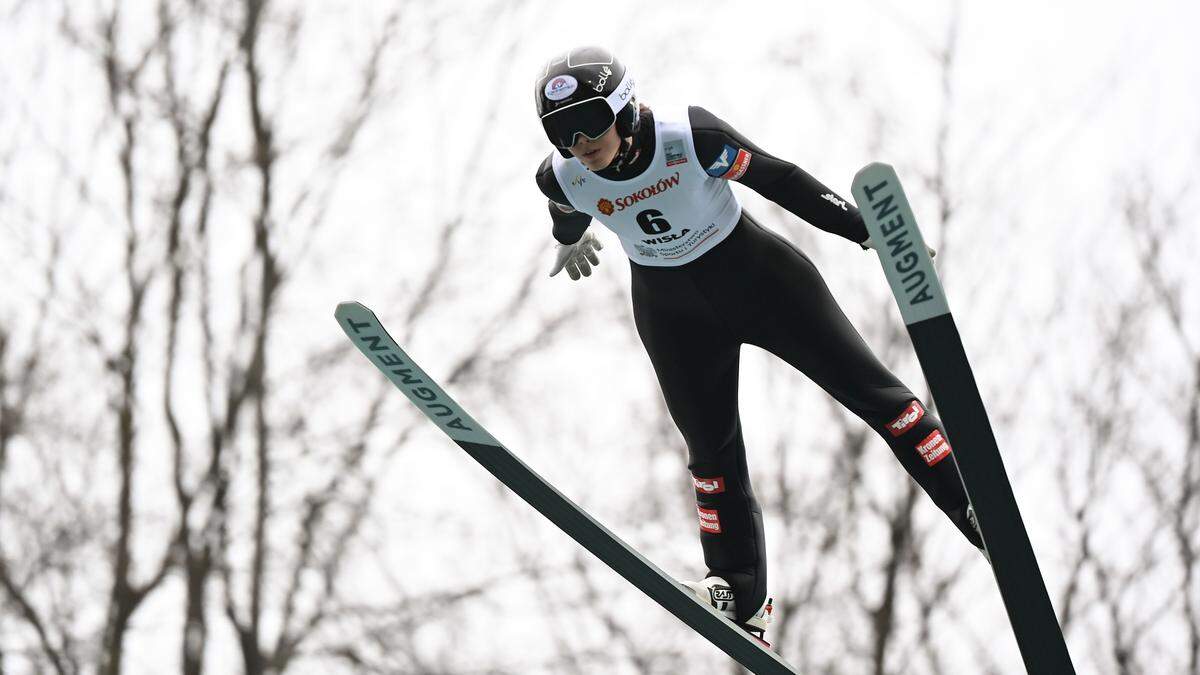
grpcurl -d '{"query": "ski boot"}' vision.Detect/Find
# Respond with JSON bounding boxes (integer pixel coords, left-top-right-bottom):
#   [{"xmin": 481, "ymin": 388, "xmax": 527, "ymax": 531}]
[{"xmin": 681, "ymin": 575, "xmax": 774, "ymax": 648}]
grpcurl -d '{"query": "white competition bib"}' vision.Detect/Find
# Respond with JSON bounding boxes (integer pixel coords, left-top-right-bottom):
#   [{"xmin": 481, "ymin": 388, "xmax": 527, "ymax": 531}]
[{"xmin": 551, "ymin": 106, "xmax": 742, "ymax": 267}]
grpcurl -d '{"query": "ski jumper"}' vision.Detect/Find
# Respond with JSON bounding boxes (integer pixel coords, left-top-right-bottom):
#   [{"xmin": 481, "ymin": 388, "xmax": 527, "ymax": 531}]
[{"xmin": 536, "ymin": 105, "xmax": 983, "ymax": 625}]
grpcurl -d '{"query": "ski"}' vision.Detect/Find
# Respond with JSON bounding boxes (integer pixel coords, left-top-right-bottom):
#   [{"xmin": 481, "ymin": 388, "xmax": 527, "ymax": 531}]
[
  {"xmin": 851, "ymin": 163, "xmax": 1075, "ymax": 675},
  {"xmin": 334, "ymin": 301, "xmax": 800, "ymax": 675}
]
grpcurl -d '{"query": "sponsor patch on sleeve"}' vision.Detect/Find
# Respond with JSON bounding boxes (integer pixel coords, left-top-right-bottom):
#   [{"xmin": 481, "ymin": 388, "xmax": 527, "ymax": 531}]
[
  {"xmin": 705, "ymin": 144, "xmax": 752, "ymax": 181},
  {"xmin": 916, "ymin": 429, "xmax": 951, "ymax": 466},
  {"xmin": 697, "ymin": 506, "xmax": 722, "ymax": 533},
  {"xmin": 887, "ymin": 400, "xmax": 926, "ymax": 437},
  {"xmin": 692, "ymin": 475, "xmax": 726, "ymax": 494}
]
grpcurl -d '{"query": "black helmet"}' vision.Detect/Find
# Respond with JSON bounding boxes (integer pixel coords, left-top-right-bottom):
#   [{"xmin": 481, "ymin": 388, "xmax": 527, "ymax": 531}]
[{"xmin": 535, "ymin": 46, "xmax": 639, "ymax": 158}]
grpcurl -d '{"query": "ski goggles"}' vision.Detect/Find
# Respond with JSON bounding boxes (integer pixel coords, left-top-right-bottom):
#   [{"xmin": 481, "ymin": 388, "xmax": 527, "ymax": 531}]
[
  {"xmin": 541, "ymin": 97, "xmax": 617, "ymax": 149},
  {"xmin": 540, "ymin": 72, "xmax": 634, "ymax": 149}
]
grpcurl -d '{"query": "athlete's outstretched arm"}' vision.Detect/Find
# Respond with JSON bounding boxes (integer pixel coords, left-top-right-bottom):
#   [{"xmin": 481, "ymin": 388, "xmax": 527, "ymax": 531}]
[
  {"xmin": 535, "ymin": 154, "xmax": 593, "ymax": 245},
  {"xmin": 689, "ymin": 105, "xmax": 869, "ymax": 248}
]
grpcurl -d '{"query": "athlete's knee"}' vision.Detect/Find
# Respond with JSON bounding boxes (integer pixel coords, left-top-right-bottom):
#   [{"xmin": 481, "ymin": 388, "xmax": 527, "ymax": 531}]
[
  {"xmin": 876, "ymin": 397, "xmax": 940, "ymax": 441},
  {"xmin": 878, "ymin": 398, "xmax": 957, "ymax": 483}
]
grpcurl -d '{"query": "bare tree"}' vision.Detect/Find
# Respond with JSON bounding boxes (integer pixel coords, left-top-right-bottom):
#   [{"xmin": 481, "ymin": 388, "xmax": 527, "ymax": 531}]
[
  {"xmin": 1057, "ymin": 172, "xmax": 1199, "ymax": 675},
  {"xmin": 1124, "ymin": 181, "xmax": 1200, "ymax": 675},
  {"xmin": 2, "ymin": 1, "xmax": 584, "ymax": 673},
  {"xmin": 0, "ymin": 300, "xmax": 80, "ymax": 675},
  {"xmin": 746, "ymin": 2, "xmax": 1050, "ymax": 673},
  {"xmin": 6, "ymin": 1, "xmax": 1191, "ymax": 673}
]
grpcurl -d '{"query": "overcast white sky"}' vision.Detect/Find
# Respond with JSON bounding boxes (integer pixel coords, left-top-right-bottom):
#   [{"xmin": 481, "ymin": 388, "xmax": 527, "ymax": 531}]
[{"xmin": 2, "ymin": 0, "xmax": 1199, "ymax": 673}]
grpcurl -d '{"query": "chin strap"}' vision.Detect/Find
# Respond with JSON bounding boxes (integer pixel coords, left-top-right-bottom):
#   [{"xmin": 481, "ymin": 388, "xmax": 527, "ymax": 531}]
[{"xmin": 608, "ymin": 136, "xmax": 640, "ymax": 174}]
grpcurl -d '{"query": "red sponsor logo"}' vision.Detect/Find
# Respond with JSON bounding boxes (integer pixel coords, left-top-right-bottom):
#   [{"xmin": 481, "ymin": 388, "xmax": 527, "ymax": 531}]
[
  {"xmin": 692, "ymin": 475, "xmax": 726, "ymax": 494},
  {"xmin": 916, "ymin": 429, "xmax": 951, "ymax": 467},
  {"xmin": 597, "ymin": 198, "xmax": 614, "ymax": 216},
  {"xmin": 697, "ymin": 506, "xmax": 722, "ymax": 533},
  {"xmin": 722, "ymin": 149, "xmax": 751, "ymax": 181},
  {"xmin": 603, "ymin": 172, "xmax": 682, "ymax": 213},
  {"xmin": 887, "ymin": 400, "xmax": 925, "ymax": 437}
]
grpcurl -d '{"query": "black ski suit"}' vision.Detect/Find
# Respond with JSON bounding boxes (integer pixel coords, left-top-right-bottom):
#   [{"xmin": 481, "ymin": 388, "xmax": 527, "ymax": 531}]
[{"xmin": 536, "ymin": 106, "xmax": 983, "ymax": 625}]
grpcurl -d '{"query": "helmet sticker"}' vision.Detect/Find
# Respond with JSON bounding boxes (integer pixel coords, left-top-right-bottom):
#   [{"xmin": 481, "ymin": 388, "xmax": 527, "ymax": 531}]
[
  {"xmin": 544, "ymin": 75, "xmax": 578, "ymax": 101},
  {"xmin": 592, "ymin": 65, "xmax": 613, "ymax": 92}
]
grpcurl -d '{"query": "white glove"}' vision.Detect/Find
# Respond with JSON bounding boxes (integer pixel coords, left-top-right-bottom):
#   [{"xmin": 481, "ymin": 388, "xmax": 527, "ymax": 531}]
[
  {"xmin": 861, "ymin": 235, "xmax": 937, "ymax": 259},
  {"xmin": 549, "ymin": 231, "xmax": 604, "ymax": 280}
]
